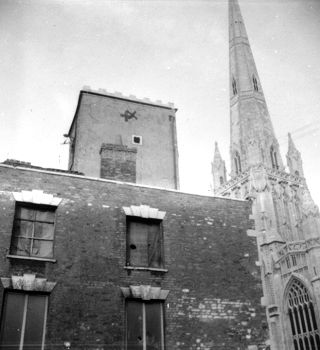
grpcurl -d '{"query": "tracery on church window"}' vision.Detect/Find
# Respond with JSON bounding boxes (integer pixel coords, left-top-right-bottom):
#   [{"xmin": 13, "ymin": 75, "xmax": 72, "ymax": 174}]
[
  {"xmin": 253, "ymin": 74, "xmax": 259, "ymax": 92},
  {"xmin": 270, "ymin": 146, "xmax": 279, "ymax": 170},
  {"xmin": 234, "ymin": 151, "xmax": 242, "ymax": 175},
  {"xmin": 287, "ymin": 279, "xmax": 320, "ymax": 350},
  {"xmin": 232, "ymin": 77, "xmax": 238, "ymax": 96}
]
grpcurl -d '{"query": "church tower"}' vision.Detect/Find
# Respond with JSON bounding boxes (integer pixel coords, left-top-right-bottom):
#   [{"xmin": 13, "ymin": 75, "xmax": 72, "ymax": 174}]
[{"xmin": 213, "ymin": 1, "xmax": 320, "ymax": 349}]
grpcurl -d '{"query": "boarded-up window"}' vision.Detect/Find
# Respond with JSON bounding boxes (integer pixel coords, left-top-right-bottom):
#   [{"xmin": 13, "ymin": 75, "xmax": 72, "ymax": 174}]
[
  {"xmin": 0, "ymin": 291, "xmax": 48, "ymax": 350},
  {"xmin": 10, "ymin": 203, "xmax": 56, "ymax": 259},
  {"xmin": 126, "ymin": 300, "xmax": 164, "ymax": 350},
  {"xmin": 127, "ymin": 218, "xmax": 163, "ymax": 268}
]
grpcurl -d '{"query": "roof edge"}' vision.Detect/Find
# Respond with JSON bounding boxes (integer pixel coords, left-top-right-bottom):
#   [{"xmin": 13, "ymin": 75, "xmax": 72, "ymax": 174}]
[
  {"xmin": 66, "ymin": 89, "xmax": 178, "ymax": 137},
  {"xmin": 0, "ymin": 163, "xmax": 247, "ymax": 202}
]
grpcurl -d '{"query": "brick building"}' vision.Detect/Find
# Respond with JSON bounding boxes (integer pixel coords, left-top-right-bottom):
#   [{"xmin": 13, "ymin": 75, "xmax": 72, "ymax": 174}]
[
  {"xmin": 0, "ymin": 161, "xmax": 266, "ymax": 349},
  {"xmin": 0, "ymin": 1, "xmax": 272, "ymax": 349}
]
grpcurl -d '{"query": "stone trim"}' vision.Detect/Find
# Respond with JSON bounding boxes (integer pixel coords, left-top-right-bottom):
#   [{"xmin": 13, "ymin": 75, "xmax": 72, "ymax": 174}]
[
  {"xmin": 100, "ymin": 143, "xmax": 137, "ymax": 154},
  {"xmin": 1, "ymin": 274, "xmax": 56, "ymax": 292},
  {"xmin": 12, "ymin": 190, "xmax": 62, "ymax": 206},
  {"xmin": 124, "ymin": 266, "xmax": 168, "ymax": 273},
  {"xmin": 7, "ymin": 254, "xmax": 57, "ymax": 263},
  {"xmin": 120, "ymin": 285, "xmax": 169, "ymax": 300},
  {"xmin": 123, "ymin": 205, "xmax": 166, "ymax": 220}
]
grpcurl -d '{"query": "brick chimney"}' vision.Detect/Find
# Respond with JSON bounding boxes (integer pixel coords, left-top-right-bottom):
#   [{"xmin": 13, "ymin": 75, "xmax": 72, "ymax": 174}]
[{"xmin": 100, "ymin": 143, "xmax": 137, "ymax": 183}]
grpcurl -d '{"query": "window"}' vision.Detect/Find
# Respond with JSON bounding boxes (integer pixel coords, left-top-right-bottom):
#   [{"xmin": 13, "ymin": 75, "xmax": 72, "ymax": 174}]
[
  {"xmin": 232, "ymin": 77, "xmax": 237, "ymax": 96},
  {"xmin": 0, "ymin": 291, "xmax": 48, "ymax": 350},
  {"xmin": 253, "ymin": 75, "xmax": 259, "ymax": 92},
  {"xmin": 127, "ymin": 217, "xmax": 163, "ymax": 269},
  {"xmin": 270, "ymin": 146, "xmax": 279, "ymax": 170},
  {"xmin": 10, "ymin": 203, "xmax": 56, "ymax": 259},
  {"xmin": 132, "ymin": 135, "xmax": 142, "ymax": 145},
  {"xmin": 287, "ymin": 279, "xmax": 320, "ymax": 350},
  {"xmin": 126, "ymin": 300, "xmax": 164, "ymax": 350},
  {"xmin": 234, "ymin": 151, "xmax": 242, "ymax": 175}
]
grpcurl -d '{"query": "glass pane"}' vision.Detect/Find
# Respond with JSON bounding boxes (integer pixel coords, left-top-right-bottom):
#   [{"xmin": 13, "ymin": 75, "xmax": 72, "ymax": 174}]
[
  {"xmin": 146, "ymin": 302, "xmax": 163, "ymax": 350},
  {"xmin": 305, "ymin": 304, "xmax": 312, "ymax": 332},
  {"xmin": 127, "ymin": 301, "xmax": 143, "ymax": 350},
  {"xmin": 305, "ymin": 337, "xmax": 310, "ymax": 350},
  {"xmin": 10, "ymin": 237, "xmax": 31, "ymax": 256},
  {"xmin": 299, "ymin": 305, "xmax": 306, "ymax": 333},
  {"xmin": 0, "ymin": 292, "xmax": 25, "ymax": 350},
  {"xmin": 148, "ymin": 224, "xmax": 161, "ymax": 268},
  {"xmin": 289, "ymin": 309, "xmax": 296, "ymax": 335},
  {"xmin": 13, "ymin": 220, "xmax": 33, "ymax": 238},
  {"xmin": 23, "ymin": 295, "xmax": 47, "ymax": 350},
  {"xmin": 35, "ymin": 210, "xmax": 55, "ymax": 223},
  {"xmin": 129, "ymin": 221, "xmax": 148, "ymax": 267},
  {"xmin": 310, "ymin": 335, "xmax": 316, "ymax": 350},
  {"xmin": 16, "ymin": 207, "xmax": 34, "ymax": 220},
  {"xmin": 34, "ymin": 222, "xmax": 54, "ymax": 240},
  {"xmin": 31, "ymin": 240, "xmax": 53, "ymax": 258}
]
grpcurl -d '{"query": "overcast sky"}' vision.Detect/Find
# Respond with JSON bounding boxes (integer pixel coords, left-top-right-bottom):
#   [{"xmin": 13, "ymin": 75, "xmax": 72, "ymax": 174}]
[{"xmin": 0, "ymin": 0, "xmax": 320, "ymax": 205}]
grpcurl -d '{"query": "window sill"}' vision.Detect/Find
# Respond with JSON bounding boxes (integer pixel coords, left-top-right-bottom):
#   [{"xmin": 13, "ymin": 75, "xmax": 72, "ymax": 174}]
[
  {"xmin": 124, "ymin": 266, "xmax": 168, "ymax": 273},
  {"xmin": 7, "ymin": 255, "xmax": 57, "ymax": 263}
]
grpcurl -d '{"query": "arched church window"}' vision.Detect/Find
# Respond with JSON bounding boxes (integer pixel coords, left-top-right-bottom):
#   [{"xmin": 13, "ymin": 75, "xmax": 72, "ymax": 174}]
[
  {"xmin": 232, "ymin": 77, "xmax": 237, "ymax": 96},
  {"xmin": 234, "ymin": 151, "xmax": 242, "ymax": 175},
  {"xmin": 270, "ymin": 146, "xmax": 279, "ymax": 170},
  {"xmin": 253, "ymin": 75, "xmax": 259, "ymax": 92},
  {"xmin": 295, "ymin": 170, "xmax": 300, "ymax": 177},
  {"xmin": 287, "ymin": 279, "xmax": 320, "ymax": 350},
  {"xmin": 219, "ymin": 176, "xmax": 224, "ymax": 185}
]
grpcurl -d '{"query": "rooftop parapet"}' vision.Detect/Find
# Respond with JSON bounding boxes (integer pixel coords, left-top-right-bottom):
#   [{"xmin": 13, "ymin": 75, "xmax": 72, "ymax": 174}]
[{"xmin": 81, "ymin": 85, "xmax": 175, "ymax": 110}]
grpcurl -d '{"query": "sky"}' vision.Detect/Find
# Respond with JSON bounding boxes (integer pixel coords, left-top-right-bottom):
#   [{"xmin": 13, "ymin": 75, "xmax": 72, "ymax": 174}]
[{"xmin": 0, "ymin": 0, "xmax": 320, "ymax": 205}]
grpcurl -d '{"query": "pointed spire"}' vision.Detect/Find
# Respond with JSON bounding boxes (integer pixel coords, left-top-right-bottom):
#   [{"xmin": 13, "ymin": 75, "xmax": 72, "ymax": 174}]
[
  {"xmin": 286, "ymin": 133, "xmax": 304, "ymax": 178},
  {"xmin": 213, "ymin": 142, "xmax": 222, "ymax": 163},
  {"xmin": 288, "ymin": 133, "xmax": 297, "ymax": 152},
  {"xmin": 229, "ymin": 0, "xmax": 249, "ymax": 47},
  {"xmin": 212, "ymin": 142, "xmax": 227, "ymax": 192},
  {"xmin": 229, "ymin": 0, "xmax": 284, "ymax": 175}
]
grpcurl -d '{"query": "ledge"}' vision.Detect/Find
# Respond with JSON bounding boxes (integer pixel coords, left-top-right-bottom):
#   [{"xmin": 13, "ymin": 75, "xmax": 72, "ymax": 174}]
[
  {"xmin": 311, "ymin": 276, "xmax": 320, "ymax": 284},
  {"xmin": 7, "ymin": 255, "xmax": 57, "ymax": 263},
  {"xmin": 124, "ymin": 266, "xmax": 168, "ymax": 273}
]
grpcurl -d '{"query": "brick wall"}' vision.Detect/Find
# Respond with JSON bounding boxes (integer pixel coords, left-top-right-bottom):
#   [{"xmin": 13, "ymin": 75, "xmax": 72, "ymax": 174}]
[
  {"xmin": 100, "ymin": 143, "xmax": 137, "ymax": 183},
  {"xmin": 0, "ymin": 165, "xmax": 267, "ymax": 349}
]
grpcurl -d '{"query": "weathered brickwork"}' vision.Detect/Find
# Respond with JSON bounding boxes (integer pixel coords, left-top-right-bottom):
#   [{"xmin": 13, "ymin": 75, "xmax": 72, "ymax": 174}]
[
  {"xmin": 0, "ymin": 164, "xmax": 267, "ymax": 349},
  {"xmin": 100, "ymin": 143, "xmax": 137, "ymax": 182}
]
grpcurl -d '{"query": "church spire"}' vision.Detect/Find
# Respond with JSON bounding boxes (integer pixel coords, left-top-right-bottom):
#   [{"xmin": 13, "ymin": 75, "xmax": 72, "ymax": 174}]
[
  {"xmin": 229, "ymin": 0, "xmax": 283, "ymax": 176},
  {"xmin": 212, "ymin": 142, "xmax": 226, "ymax": 191},
  {"xmin": 286, "ymin": 133, "xmax": 304, "ymax": 178}
]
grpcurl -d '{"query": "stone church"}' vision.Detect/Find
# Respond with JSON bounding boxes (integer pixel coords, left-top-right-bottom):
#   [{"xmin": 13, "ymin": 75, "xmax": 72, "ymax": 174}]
[{"xmin": 213, "ymin": 1, "xmax": 320, "ymax": 349}]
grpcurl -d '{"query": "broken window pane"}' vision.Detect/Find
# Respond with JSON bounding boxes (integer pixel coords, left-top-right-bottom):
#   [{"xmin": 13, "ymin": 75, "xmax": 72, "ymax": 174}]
[
  {"xmin": 146, "ymin": 302, "xmax": 162, "ymax": 350},
  {"xmin": 128, "ymin": 218, "xmax": 163, "ymax": 268},
  {"xmin": 127, "ymin": 301, "xmax": 143, "ymax": 350},
  {"xmin": 127, "ymin": 301, "xmax": 164, "ymax": 350}
]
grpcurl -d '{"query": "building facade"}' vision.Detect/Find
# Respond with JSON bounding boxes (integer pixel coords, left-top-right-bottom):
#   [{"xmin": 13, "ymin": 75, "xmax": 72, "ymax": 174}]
[
  {"xmin": 213, "ymin": 1, "xmax": 320, "ymax": 349},
  {"xmin": 0, "ymin": 162, "xmax": 267, "ymax": 349}
]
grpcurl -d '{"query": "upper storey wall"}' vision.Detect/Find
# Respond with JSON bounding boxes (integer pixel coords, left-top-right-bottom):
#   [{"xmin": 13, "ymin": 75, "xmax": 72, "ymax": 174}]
[{"xmin": 68, "ymin": 90, "xmax": 179, "ymax": 190}]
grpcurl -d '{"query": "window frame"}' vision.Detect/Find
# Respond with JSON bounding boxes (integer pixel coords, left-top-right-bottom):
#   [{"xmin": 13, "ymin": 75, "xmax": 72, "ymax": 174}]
[
  {"xmin": 126, "ymin": 216, "xmax": 164, "ymax": 269},
  {"xmin": 9, "ymin": 202, "xmax": 57, "ymax": 261},
  {"xmin": 132, "ymin": 135, "xmax": 142, "ymax": 145},
  {"xmin": 125, "ymin": 299, "xmax": 165, "ymax": 350},
  {"xmin": 0, "ymin": 290, "xmax": 49, "ymax": 350}
]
